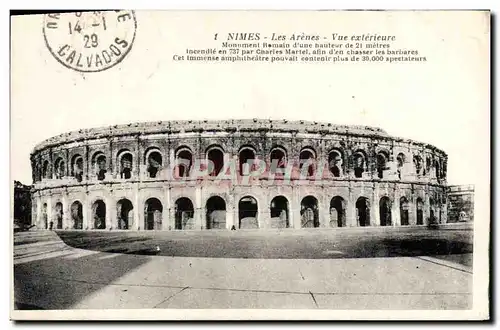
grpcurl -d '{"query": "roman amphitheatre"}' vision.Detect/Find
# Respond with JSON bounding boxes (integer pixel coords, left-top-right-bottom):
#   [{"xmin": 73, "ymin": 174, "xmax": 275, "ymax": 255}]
[{"xmin": 29, "ymin": 119, "xmax": 448, "ymax": 232}]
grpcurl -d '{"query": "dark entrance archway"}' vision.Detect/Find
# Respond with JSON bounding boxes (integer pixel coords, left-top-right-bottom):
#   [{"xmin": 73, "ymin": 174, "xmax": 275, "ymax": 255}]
[
  {"xmin": 270, "ymin": 196, "xmax": 289, "ymax": 228},
  {"xmin": 54, "ymin": 202, "xmax": 63, "ymax": 229},
  {"xmin": 330, "ymin": 196, "xmax": 346, "ymax": 227},
  {"xmin": 175, "ymin": 197, "xmax": 194, "ymax": 230},
  {"xmin": 117, "ymin": 199, "xmax": 133, "ymax": 229},
  {"xmin": 71, "ymin": 201, "xmax": 83, "ymax": 229},
  {"xmin": 400, "ymin": 197, "xmax": 409, "ymax": 226},
  {"xmin": 416, "ymin": 197, "xmax": 424, "ymax": 225},
  {"xmin": 239, "ymin": 196, "xmax": 258, "ymax": 229},
  {"xmin": 430, "ymin": 209, "xmax": 435, "ymax": 224},
  {"xmin": 42, "ymin": 203, "xmax": 48, "ymax": 229},
  {"xmin": 429, "ymin": 198, "xmax": 437, "ymax": 224},
  {"xmin": 301, "ymin": 196, "xmax": 319, "ymax": 228},
  {"xmin": 145, "ymin": 198, "xmax": 163, "ymax": 230},
  {"xmin": 92, "ymin": 200, "xmax": 106, "ymax": 229},
  {"xmin": 206, "ymin": 196, "xmax": 226, "ymax": 229},
  {"xmin": 380, "ymin": 196, "xmax": 392, "ymax": 226},
  {"xmin": 356, "ymin": 197, "xmax": 370, "ymax": 227}
]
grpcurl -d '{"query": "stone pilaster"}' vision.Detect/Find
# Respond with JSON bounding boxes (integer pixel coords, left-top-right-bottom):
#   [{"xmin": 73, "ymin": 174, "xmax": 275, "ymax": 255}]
[
  {"xmin": 46, "ymin": 195, "xmax": 53, "ymax": 229},
  {"xmin": 291, "ymin": 188, "xmax": 301, "ymax": 229},
  {"xmin": 163, "ymin": 187, "xmax": 171, "ymax": 230},
  {"xmin": 424, "ymin": 191, "xmax": 430, "ymax": 225},
  {"xmin": 319, "ymin": 196, "xmax": 330, "ymax": 228},
  {"xmin": 233, "ymin": 207, "xmax": 239, "ymax": 229},
  {"xmin": 35, "ymin": 195, "xmax": 42, "ymax": 229},
  {"xmin": 133, "ymin": 187, "xmax": 140, "ymax": 230},
  {"xmin": 61, "ymin": 191, "xmax": 69, "ymax": 229},
  {"xmin": 194, "ymin": 207, "xmax": 204, "ymax": 230},
  {"xmin": 348, "ymin": 185, "xmax": 357, "ymax": 227},
  {"xmin": 169, "ymin": 148, "xmax": 175, "ymax": 178},
  {"xmin": 82, "ymin": 196, "xmax": 90, "ymax": 230},
  {"xmin": 226, "ymin": 205, "xmax": 234, "ymax": 230},
  {"xmin": 106, "ymin": 195, "xmax": 113, "ymax": 230},
  {"xmin": 372, "ymin": 185, "xmax": 380, "ymax": 226},
  {"xmin": 168, "ymin": 208, "xmax": 175, "ymax": 230}
]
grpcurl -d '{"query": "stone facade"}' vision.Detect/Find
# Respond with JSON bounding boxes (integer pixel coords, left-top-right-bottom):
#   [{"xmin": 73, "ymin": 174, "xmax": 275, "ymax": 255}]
[
  {"xmin": 447, "ymin": 185, "xmax": 474, "ymax": 223},
  {"xmin": 30, "ymin": 119, "xmax": 448, "ymax": 231}
]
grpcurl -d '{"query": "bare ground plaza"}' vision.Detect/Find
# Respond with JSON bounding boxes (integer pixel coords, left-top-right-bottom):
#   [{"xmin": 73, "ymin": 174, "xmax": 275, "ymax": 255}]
[{"xmin": 13, "ymin": 226, "xmax": 472, "ymax": 310}]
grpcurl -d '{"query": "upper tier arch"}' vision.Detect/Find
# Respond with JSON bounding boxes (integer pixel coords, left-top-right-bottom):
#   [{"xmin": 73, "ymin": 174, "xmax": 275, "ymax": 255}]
[{"xmin": 31, "ymin": 119, "xmax": 445, "ymax": 154}]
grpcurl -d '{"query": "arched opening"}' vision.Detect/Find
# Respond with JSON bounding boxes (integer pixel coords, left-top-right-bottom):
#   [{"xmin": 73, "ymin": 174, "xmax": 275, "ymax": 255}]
[
  {"xmin": 270, "ymin": 196, "xmax": 289, "ymax": 228},
  {"xmin": 435, "ymin": 160, "xmax": 441, "ymax": 179},
  {"xmin": 353, "ymin": 152, "xmax": 365, "ymax": 178},
  {"xmin": 71, "ymin": 155, "xmax": 84, "ymax": 182},
  {"xmin": 299, "ymin": 148, "xmax": 316, "ymax": 177},
  {"xmin": 92, "ymin": 200, "xmax": 106, "ymax": 229},
  {"xmin": 301, "ymin": 196, "xmax": 319, "ymax": 228},
  {"xmin": 416, "ymin": 197, "xmax": 424, "ymax": 225},
  {"xmin": 330, "ymin": 196, "xmax": 346, "ymax": 227},
  {"xmin": 377, "ymin": 152, "xmax": 388, "ymax": 179},
  {"xmin": 397, "ymin": 153, "xmax": 405, "ymax": 180},
  {"xmin": 207, "ymin": 147, "xmax": 224, "ymax": 177},
  {"xmin": 71, "ymin": 201, "xmax": 83, "ymax": 229},
  {"xmin": 400, "ymin": 197, "xmax": 409, "ymax": 226},
  {"xmin": 35, "ymin": 163, "xmax": 42, "ymax": 182},
  {"xmin": 175, "ymin": 197, "xmax": 194, "ymax": 230},
  {"xmin": 54, "ymin": 158, "xmax": 65, "ymax": 179},
  {"xmin": 413, "ymin": 155, "xmax": 423, "ymax": 175},
  {"xmin": 119, "ymin": 152, "xmax": 133, "ymax": 179},
  {"xmin": 379, "ymin": 196, "xmax": 392, "ymax": 226},
  {"xmin": 92, "ymin": 153, "xmax": 107, "ymax": 181},
  {"xmin": 176, "ymin": 148, "xmax": 193, "ymax": 178},
  {"xmin": 239, "ymin": 196, "xmax": 258, "ymax": 229},
  {"xmin": 206, "ymin": 196, "xmax": 226, "ymax": 229},
  {"xmin": 239, "ymin": 147, "xmax": 256, "ymax": 175},
  {"xmin": 144, "ymin": 198, "xmax": 163, "ymax": 230},
  {"xmin": 269, "ymin": 147, "xmax": 287, "ymax": 174},
  {"xmin": 429, "ymin": 198, "xmax": 436, "ymax": 224},
  {"xmin": 42, "ymin": 160, "xmax": 50, "ymax": 179},
  {"xmin": 54, "ymin": 202, "xmax": 63, "ymax": 229},
  {"xmin": 146, "ymin": 151, "xmax": 162, "ymax": 178},
  {"xmin": 328, "ymin": 150, "xmax": 343, "ymax": 178},
  {"xmin": 356, "ymin": 197, "xmax": 370, "ymax": 227},
  {"xmin": 42, "ymin": 203, "xmax": 48, "ymax": 229},
  {"xmin": 425, "ymin": 158, "xmax": 431, "ymax": 176},
  {"xmin": 117, "ymin": 199, "xmax": 133, "ymax": 230}
]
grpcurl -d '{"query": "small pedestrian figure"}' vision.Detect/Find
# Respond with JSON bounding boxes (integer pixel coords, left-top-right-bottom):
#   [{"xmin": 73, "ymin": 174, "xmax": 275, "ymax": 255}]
[
  {"xmin": 231, "ymin": 225, "xmax": 236, "ymax": 231},
  {"xmin": 49, "ymin": 221, "xmax": 54, "ymax": 230}
]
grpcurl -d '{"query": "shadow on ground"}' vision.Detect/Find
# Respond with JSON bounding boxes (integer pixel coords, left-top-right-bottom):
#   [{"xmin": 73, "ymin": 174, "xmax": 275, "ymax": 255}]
[
  {"xmin": 14, "ymin": 248, "xmax": 150, "ymax": 310},
  {"xmin": 55, "ymin": 228, "xmax": 473, "ymax": 263}
]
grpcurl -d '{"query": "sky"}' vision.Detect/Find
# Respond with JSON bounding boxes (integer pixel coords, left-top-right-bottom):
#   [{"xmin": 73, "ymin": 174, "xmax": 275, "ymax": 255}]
[{"xmin": 10, "ymin": 11, "xmax": 490, "ymax": 186}]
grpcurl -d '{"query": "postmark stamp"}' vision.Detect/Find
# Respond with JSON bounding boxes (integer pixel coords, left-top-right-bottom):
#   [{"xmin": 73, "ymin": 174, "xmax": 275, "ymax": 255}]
[{"xmin": 43, "ymin": 11, "xmax": 137, "ymax": 72}]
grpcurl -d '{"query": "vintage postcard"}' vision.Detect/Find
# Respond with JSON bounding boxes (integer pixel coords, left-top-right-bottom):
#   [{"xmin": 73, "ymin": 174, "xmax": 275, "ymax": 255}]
[{"xmin": 10, "ymin": 10, "xmax": 490, "ymax": 320}]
